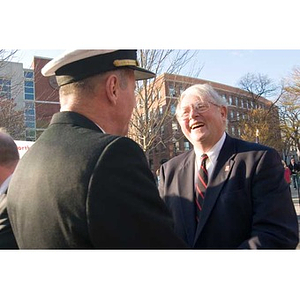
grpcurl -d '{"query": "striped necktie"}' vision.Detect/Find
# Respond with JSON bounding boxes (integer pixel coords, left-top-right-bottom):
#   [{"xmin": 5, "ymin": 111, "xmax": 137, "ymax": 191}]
[{"xmin": 195, "ymin": 154, "xmax": 208, "ymax": 222}]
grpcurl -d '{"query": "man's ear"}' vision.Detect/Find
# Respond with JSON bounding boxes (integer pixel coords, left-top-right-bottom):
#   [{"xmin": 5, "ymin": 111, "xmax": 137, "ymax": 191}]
[
  {"xmin": 220, "ymin": 106, "xmax": 227, "ymax": 119},
  {"xmin": 105, "ymin": 74, "xmax": 119, "ymax": 105}
]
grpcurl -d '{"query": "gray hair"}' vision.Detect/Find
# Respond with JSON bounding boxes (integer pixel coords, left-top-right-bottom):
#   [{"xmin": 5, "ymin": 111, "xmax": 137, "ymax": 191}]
[
  {"xmin": 59, "ymin": 69, "xmax": 130, "ymax": 98},
  {"xmin": 0, "ymin": 128, "xmax": 19, "ymax": 167},
  {"xmin": 176, "ymin": 83, "xmax": 227, "ymax": 118}
]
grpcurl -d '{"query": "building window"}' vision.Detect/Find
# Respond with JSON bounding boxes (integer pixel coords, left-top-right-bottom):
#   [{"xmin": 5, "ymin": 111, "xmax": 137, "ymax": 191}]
[
  {"xmin": 24, "ymin": 71, "xmax": 35, "ymax": 101},
  {"xmin": 25, "ymin": 115, "xmax": 35, "ymax": 122},
  {"xmin": 25, "ymin": 121, "xmax": 35, "ymax": 128},
  {"xmin": 241, "ymin": 99, "xmax": 245, "ymax": 108},
  {"xmin": 26, "ymin": 129, "xmax": 35, "ymax": 140},
  {"xmin": 25, "ymin": 102, "xmax": 35, "ymax": 115},
  {"xmin": 0, "ymin": 78, "xmax": 12, "ymax": 99},
  {"xmin": 25, "ymin": 93, "xmax": 34, "ymax": 100},
  {"xmin": 159, "ymin": 106, "xmax": 163, "ymax": 115},
  {"xmin": 25, "ymin": 81, "xmax": 33, "ymax": 88},
  {"xmin": 172, "ymin": 121, "xmax": 178, "ymax": 132},
  {"xmin": 24, "ymin": 71, "xmax": 34, "ymax": 79},
  {"xmin": 230, "ymin": 110, "xmax": 234, "ymax": 120},
  {"xmin": 169, "ymin": 83, "xmax": 176, "ymax": 97},
  {"xmin": 228, "ymin": 95, "xmax": 233, "ymax": 105},
  {"xmin": 170, "ymin": 103, "xmax": 176, "ymax": 115},
  {"xmin": 179, "ymin": 85, "xmax": 185, "ymax": 95},
  {"xmin": 25, "ymin": 86, "xmax": 34, "ymax": 93},
  {"xmin": 184, "ymin": 141, "xmax": 190, "ymax": 151},
  {"xmin": 157, "ymin": 90, "xmax": 161, "ymax": 99}
]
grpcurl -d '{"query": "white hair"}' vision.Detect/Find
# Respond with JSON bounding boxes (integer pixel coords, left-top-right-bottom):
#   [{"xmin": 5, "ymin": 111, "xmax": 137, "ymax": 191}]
[{"xmin": 176, "ymin": 83, "xmax": 227, "ymax": 117}]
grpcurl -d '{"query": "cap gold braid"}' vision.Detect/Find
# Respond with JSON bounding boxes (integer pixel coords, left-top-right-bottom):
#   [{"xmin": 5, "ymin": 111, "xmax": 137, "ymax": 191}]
[{"xmin": 113, "ymin": 59, "xmax": 139, "ymax": 67}]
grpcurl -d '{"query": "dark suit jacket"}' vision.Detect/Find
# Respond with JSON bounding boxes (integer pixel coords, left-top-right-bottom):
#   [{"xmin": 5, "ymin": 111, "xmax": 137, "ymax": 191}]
[
  {"xmin": 288, "ymin": 162, "xmax": 300, "ymax": 174},
  {"xmin": 7, "ymin": 112, "xmax": 187, "ymax": 249},
  {"xmin": 0, "ymin": 189, "xmax": 18, "ymax": 249},
  {"xmin": 159, "ymin": 134, "xmax": 299, "ymax": 249}
]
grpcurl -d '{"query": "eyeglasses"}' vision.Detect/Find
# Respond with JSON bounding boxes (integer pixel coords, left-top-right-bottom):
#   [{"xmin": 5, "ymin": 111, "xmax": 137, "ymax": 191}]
[{"xmin": 177, "ymin": 101, "xmax": 219, "ymax": 120}]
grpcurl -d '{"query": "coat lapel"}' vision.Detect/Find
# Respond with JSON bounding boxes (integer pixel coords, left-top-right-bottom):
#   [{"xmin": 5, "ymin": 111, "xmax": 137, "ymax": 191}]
[
  {"xmin": 176, "ymin": 151, "xmax": 198, "ymax": 246},
  {"xmin": 193, "ymin": 135, "xmax": 237, "ymax": 245}
]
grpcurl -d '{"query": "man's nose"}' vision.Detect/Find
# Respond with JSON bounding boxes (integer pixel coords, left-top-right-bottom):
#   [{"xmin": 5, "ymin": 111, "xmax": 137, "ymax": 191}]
[{"xmin": 189, "ymin": 105, "xmax": 199, "ymax": 119}]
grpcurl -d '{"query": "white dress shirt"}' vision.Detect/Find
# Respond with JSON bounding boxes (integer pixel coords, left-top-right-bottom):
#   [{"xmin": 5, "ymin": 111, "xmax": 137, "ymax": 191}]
[{"xmin": 194, "ymin": 132, "xmax": 226, "ymax": 180}]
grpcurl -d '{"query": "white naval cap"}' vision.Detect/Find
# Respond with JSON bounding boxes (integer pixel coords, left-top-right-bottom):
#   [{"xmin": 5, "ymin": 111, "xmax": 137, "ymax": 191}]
[{"xmin": 42, "ymin": 49, "xmax": 155, "ymax": 86}]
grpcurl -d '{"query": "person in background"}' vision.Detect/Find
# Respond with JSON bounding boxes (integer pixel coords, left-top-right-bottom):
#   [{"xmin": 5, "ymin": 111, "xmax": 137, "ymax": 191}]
[
  {"xmin": 288, "ymin": 157, "xmax": 300, "ymax": 190},
  {"xmin": 282, "ymin": 160, "xmax": 292, "ymax": 189},
  {"xmin": 7, "ymin": 50, "xmax": 187, "ymax": 249},
  {"xmin": 159, "ymin": 83, "xmax": 299, "ymax": 249},
  {"xmin": 0, "ymin": 128, "xmax": 19, "ymax": 249},
  {"xmin": 282, "ymin": 160, "xmax": 292, "ymax": 195}
]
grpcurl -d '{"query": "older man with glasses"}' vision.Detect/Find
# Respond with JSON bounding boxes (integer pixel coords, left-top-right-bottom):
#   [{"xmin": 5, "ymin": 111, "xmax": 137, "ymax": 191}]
[{"xmin": 158, "ymin": 83, "xmax": 299, "ymax": 249}]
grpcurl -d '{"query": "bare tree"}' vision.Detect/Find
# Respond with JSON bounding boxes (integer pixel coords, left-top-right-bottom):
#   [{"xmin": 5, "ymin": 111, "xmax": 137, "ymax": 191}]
[
  {"xmin": 0, "ymin": 50, "xmax": 18, "ymax": 68},
  {"xmin": 284, "ymin": 67, "xmax": 300, "ymax": 96},
  {"xmin": 0, "ymin": 49, "xmax": 26, "ymax": 139},
  {"xmin": 128, "ymin": 49, "xmax": 202, "ymax": 161},
  {"xmin": 238, "ymin": 72, "xmax": 279, "ymax": 101},
  {"xmin": 237, "ymin": 72, "xmax": 283, "ymax": 151},
  {"xmin": 0, "ymin": 98, "xmax": 25, "ymax": 139},
  {"xmin": 279, "ymin": 67, "xmax": 300, "ymax": 158},
  {"xmin": 239, "ymin": 107, "xmax": 282, "ymax": 151}
]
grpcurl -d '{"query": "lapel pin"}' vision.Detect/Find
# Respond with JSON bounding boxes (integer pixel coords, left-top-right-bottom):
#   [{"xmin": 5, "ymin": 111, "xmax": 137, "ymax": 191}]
[{"xmin": 225, "ymin": 165, "xmax": 230, "ymax": 172}]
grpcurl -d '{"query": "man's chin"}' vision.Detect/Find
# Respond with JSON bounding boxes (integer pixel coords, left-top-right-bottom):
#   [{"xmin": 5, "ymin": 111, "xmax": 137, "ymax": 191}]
[{"xmin": 190, "ymin": 130, "xmax": 205, "ymax": 142}]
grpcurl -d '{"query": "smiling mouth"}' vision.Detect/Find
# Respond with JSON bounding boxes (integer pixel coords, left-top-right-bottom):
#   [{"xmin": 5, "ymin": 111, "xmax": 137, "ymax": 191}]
[{"xmin": 191, "ymin": 122, "xmax": 204, "ymax": 130}]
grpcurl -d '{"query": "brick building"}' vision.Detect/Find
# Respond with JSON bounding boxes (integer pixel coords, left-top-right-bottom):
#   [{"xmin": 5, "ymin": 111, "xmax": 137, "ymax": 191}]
[
  {"xmin": 1, "ymin": 56, "xmax": 281, "ymax": 173},
  {"xmin": 0, "ymin": 57, "xmax": 60, "ymax": 140},
  {"xmin": 132, "ymin": 73, "xmax": 280, "ymax": 174},
  {"xmin": 32, "ymin": 57, "xmax": 60, "ymax": 139}
]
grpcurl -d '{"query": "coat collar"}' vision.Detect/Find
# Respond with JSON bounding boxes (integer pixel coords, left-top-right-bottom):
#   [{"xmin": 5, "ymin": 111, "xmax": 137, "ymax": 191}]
[{"xmin": 50, "ymin": 112, "xmax": 103, "ymax": 133}]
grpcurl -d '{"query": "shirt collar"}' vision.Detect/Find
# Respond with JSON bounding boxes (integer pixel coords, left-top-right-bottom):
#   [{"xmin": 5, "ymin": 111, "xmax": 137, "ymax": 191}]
[
  {"xmin": 206, "ymin": 132, "xmax": 226, "ymax": 166},
  {"xmin": 94, "ymin": 122, "xmax": 106, "ymax": 133},
  {"xmin": 0, "ymin": 174, "xmax": 12, "ymax": 195},
  {"xmin": 195, "ymin": 132, "xmax": 226, "ymax": 158},
  {"xmin": 194, "ymin": 132, "xmax": 226, "ymax": 174}
]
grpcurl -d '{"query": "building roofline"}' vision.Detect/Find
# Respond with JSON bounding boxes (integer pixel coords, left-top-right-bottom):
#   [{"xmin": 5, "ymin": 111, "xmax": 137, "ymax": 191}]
[
  {"xmin": 34, "ymin": 55, "xmax": 53, "ymax": 61},
  {"xmin": 156, "ymin": 73, "xmax": 272, "ymax": 105}
]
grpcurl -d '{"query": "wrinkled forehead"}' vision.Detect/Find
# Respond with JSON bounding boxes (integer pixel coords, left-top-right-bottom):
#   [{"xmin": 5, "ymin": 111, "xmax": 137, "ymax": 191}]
[{"xmin": 179, "ymin": 93, "xmax": 208, "ymax": 107}]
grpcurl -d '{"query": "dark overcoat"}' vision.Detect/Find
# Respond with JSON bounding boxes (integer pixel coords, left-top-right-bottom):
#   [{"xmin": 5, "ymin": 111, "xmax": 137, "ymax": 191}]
[
  {"xmin": 7, "ymin": 112, "xmax": 187, "ymax": 249},
  {"xmin": 0, "ymin": 190, "xmax": 18, "ymax": 249},
  {"xmin": 159, "ymin": 134, "xmax": 299, "ymax": 249}
]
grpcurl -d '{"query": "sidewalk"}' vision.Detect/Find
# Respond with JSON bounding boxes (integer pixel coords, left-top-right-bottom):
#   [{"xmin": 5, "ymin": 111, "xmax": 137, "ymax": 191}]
[{"xmin": 290, "ymin": 185, "xmax": 300, "ymax": 249}]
